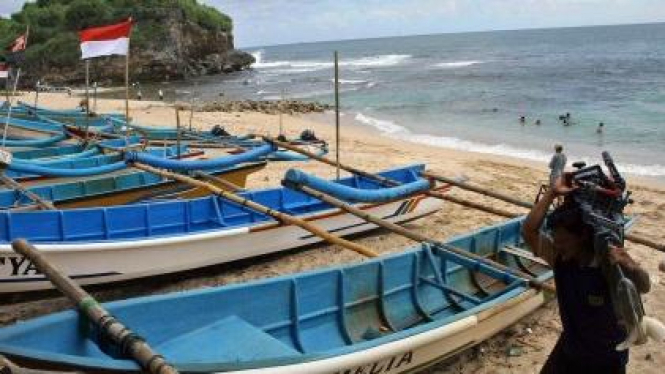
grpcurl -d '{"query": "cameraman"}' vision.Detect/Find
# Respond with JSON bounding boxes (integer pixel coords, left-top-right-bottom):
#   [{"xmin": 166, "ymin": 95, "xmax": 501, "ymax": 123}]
[{"xmin": 522, "ymin": 176, "xmax": 650, "ymax": 374}]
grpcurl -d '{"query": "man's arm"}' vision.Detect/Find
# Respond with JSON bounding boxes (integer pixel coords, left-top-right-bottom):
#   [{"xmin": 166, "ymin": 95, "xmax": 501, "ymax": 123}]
[
  {"xmin": 609, "ymin": 246, "xmax": 651, "ymax": 294},
  {"xmin": 522, "ymin": 189, "xmax": 556, "ymax": 266}
]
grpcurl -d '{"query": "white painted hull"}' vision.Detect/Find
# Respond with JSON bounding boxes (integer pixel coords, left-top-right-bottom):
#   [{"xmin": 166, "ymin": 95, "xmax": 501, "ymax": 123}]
[
  {"xmin": 225, "ymin": 290, "xmax": 546, "ymax": 374},
  {"xmin": 0, "ymin": 195, "xmax": 442, "ymax": 292}
]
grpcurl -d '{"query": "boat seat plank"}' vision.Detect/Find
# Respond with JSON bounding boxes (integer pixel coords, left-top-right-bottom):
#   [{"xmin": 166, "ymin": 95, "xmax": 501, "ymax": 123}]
[{"xmin": 155, "ymin": 316, "xmax": 299, "ymax": 362}]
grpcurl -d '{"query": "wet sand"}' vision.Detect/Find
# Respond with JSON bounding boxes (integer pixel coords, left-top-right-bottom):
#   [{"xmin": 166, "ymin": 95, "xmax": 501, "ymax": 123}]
[{"xmin": 2, "ymin": 93, "xmax": 664, "ymax": 373}]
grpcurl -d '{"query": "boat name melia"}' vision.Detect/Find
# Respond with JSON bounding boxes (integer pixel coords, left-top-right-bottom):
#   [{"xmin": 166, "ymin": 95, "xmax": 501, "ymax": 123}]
[{"xmin": 336, "ymin": 351, "xmax": 414, "ymax": 374}]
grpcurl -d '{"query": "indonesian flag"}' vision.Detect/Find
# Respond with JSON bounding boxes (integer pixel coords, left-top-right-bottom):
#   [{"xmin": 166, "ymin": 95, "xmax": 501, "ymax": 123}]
[
  {"xmin": 0, "ymin": 63, "xmax": 8, "ymax": 79},
  {"xmin": 7, "ymin": 34, "xmax": 27, "ymax": 53},
  {"xmin": 79, "ymin": 18, "xmax": 133, "ymax": 60}
]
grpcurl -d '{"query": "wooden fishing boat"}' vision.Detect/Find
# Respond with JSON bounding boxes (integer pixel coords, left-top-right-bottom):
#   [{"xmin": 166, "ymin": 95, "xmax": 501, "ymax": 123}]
[
  {"xmin": 5, "ymin": 145, "xmax": 192, "ymax": 182},
  {"xmin": 0, "ymin": 161, "xmax": 266, "ymax": 210},
  {"xmin": 0, "ymin": 164, "xmax": 444, "ymax": 293},
  {"xmin": 0, "ymin": 216, "xmax": 552, "ymax": 373},
  {"xmin": 0, "ymin": 116, "xmax": 64, "ymax": 140}
]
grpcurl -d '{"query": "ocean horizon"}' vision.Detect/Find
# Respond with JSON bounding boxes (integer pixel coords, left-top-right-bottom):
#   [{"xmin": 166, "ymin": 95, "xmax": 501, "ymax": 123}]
[{"xmin": 174, "ymin": 22, "xmax": 665, "ymax": 180}]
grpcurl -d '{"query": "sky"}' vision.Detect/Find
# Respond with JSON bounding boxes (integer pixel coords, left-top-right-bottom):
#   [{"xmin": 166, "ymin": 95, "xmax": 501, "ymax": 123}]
[{"xmin": 2, "ymin": 1, "xmax": 665, "ymax": 47}]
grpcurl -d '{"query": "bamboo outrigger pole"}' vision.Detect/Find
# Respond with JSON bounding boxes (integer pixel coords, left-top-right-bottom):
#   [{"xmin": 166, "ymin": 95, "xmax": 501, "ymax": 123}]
[
  {"xmin": 0, "ymin": 174, "xmax": 55, "ymax": 210},
  {"xmin": 11, "ymin": 240, "xmax": 178, "ymax": 374},
  {"xmin": 129, "ymin": 162, "xmax": 379, "ymax": 258},
  {"xmin": 262, "ymin": 136, "xmax": 517, "ymax": 216},
  {"xmin": 262, "ymin": 137, "xmax": 665, "ymax": 253},
  {"xmin": 287, "ymin": 182, "xmax": 556, "ymax": 293},
  {"xmin": 334, "ymin": 51, "xmax": 341, "ymax": 180},
  {"xmin": 1, "ymin": 354, "xmax": 81, "ymax": 374},
  {"xmin": 423, "ymin": 171, "xmax": 665, "ymax": 253}
]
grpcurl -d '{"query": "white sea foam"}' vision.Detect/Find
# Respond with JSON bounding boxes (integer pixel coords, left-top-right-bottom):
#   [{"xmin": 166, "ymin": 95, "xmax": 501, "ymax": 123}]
[
  {"xmin": 354, "ymin": 113, "xmax": 408, "ymax": 135},
  {"xmin": 352, "ymin": 112, "xmax": 665, "ymax": 177},
  {"xmin": 249, "ymin": 51, "xmax": 411, "ymax": 74},
  {"xmin": 433, "ymin": 60, "xmax": 484, "ymax": 68}
]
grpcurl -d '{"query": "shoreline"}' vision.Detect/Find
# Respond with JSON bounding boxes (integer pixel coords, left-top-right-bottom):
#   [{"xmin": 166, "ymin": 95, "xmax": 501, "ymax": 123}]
[{"xmin": 2, "ymin": 92, "xmax": 665, "ymax": 373}]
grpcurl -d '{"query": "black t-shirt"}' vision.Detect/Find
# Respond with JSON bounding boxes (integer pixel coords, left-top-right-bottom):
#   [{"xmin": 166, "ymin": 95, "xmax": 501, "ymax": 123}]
[{"xmin": 554, "ymin": 258, "xmax": 628, "ymax": 367}]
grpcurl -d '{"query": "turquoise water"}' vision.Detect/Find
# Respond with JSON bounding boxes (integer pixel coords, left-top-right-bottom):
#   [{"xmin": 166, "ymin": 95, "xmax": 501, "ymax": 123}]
[{"xmin": 177, "ymin": 23, "xmax": 665, "ymax": 179}]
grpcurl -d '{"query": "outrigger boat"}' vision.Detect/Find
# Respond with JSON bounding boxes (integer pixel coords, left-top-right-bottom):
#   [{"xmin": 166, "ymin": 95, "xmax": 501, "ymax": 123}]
[
  {"xmin": 0, "ymin": 161, "xmax": 266, "ymax": 210},
  {"xmin": 0, "ymin": 164, "xmax": 443, "ymax": 293},
  {"xmin": 0, "ymin": 217, "xmax": 552, "ymax": 373}
]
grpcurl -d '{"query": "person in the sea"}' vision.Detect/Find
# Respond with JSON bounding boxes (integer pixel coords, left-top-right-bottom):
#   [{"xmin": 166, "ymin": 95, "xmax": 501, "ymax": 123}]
[
  {"xmin": 548, "ymin": 145, "xmax": 566, "ymax": 187},
  {"xmin": 522, "ymin": 177, "xmax": 651, "ymax": 374},
  {"xmin": 535, "ymin": 119, "xmax": 542, "ymax": 126},
  {"xmin": 597, "ymin": 122, "xmax": 604, "ymax": 134},
  {"xmin": 520, "ymin": 116, "xmax": 526, "ymax": 124}
]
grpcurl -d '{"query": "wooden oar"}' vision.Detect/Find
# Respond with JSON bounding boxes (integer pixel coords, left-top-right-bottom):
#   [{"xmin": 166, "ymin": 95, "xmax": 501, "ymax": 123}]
[
  {"xmin": 0, "ymin": 174, "xmax": 56, "ymax": 210},
  {"xmin": 129, "ymin": 162, "xmax": 379, "ymax": 258},
  {"xmin": 287, "ymin": 182, "xmax": 556, "ymax": 293},
  {"xmin": 263, "ymin": 137, "xmax": 664, "ymax": 254},
  {"xmin": 11, "ymin": 240, "xmax": 178, "ymax": 374}
]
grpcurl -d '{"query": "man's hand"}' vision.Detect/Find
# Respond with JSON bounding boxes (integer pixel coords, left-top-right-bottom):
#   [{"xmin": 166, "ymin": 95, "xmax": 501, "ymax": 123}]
[
  {"xmin": 609, "ymin": 245, "xmax": 651, "ymax": 294},
  {"xmin": 609, "ymin": 246, "xmax": 636, "ymax": 268},
  {"xmin": 551, "ymin": 174, "xmax": 577, "ymax": 196}
]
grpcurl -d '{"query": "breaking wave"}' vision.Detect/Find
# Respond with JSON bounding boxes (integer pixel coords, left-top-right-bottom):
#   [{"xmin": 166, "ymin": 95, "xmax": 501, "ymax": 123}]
[
  {"xmin": 249, "ymin": 51, "xmax": 411, "ymax": 74},
  {"xmin": 433, "ymin": 60, "xmax": 485, "ymax": 68}
]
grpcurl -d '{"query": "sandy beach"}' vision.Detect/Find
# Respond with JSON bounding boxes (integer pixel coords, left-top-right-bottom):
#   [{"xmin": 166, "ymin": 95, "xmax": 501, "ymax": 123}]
[{"xmin": 2, "ymin": 92, "xmax": 664, "ymax": 373}]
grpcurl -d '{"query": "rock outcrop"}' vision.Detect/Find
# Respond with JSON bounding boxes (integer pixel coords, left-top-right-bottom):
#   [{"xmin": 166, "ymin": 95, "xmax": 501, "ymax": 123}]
[{"xmin": 196, "ymin": 100, "xmax": 332, "ymax": 114}]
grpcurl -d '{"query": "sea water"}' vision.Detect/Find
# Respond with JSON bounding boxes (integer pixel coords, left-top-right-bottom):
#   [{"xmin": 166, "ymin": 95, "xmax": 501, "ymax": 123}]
[{"xmin": 178, "ymin": 23, "xmax": 665, "ymax": 180}]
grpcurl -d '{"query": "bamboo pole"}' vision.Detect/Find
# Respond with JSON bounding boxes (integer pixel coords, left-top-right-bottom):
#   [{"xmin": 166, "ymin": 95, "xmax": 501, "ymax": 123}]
[
  {"xmin": 129, "ymin": 162, "xmax": 379, "ymax": 258},
  {"xmin": 334, "ymin": 51, "xmax": 341, "ymax": 180},
  {"xmin": 33, "ymin": 79, "xmax": 40, "ymax": 115},
  {"xmin": 422, "ymin": 171, "xmax": 533, "ymax": 209},
  {"xmin": 262, "ymin": 136, "xmax": 664, "ymax": 253},
  {"xmin": 175, "ymin": 107, "xmax": 181, "ymax": 159},
  {"xmin": 124, "ymin": 50, "xmax": 130, "ymax": 136},
  {"xmin": 84, "ymin": 59, "xmax": 91, "ymax": 143},
  {"xmin": 1, "ymin": 354, "xmax": 82, "ymax": 374},
  {"xmin": 190, "ymin": 170, "xmax": 243, "ymax": 192},
  {"xmin": 0, "ymin": 174, "xmax": 55, "ymax": 210},
  {"xmin": 288, "ymin": 182, "xmax": 555, "ymax": 293},
  {"xmin": 11, "ymin": 240, "xmax": 178, "ymax": 374}
]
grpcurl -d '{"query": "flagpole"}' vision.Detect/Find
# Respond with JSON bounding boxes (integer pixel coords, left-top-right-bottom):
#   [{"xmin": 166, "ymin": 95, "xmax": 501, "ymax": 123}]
[
  {"xmin": 2, "ymin": 25, "xmax": 29, "ymax": 148},
  {"xmin": 2, "ymin": 68, "xmax": 21, "ymax": 147},
  {"xmin": 33, "ymin": 79, "xmax": 40, "ymax": 114},
  {"xmin": 84, "ymin": 59, "xmax": 91, "ymax": 142},
  {"xmin": 124, "ymin": 48, "xmax": 130, "ymax": 134}
]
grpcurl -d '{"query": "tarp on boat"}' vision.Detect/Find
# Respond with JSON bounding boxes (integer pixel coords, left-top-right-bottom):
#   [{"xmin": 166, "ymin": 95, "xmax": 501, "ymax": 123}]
[
  {"xmin": 283, "ymin": 165, "xmax": 430, "ymax": 203},
  {"xmin": 125, "ymin": 143, "xmax": 276, "ymax": 171}
]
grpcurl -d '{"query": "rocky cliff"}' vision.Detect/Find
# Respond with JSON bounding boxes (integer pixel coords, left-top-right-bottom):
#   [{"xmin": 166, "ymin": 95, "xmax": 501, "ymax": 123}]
[{"xmin": 0, "ymin": 0, "xmax": 254, "ymax": 85}]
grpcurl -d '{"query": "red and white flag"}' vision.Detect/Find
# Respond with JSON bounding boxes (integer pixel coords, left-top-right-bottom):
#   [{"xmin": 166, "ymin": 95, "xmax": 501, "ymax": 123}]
[
  {"xmin": 0, "ymin": 63, "xmax": 8, "ymax": 79},
  {"xmin": 79, "ymin": 18, "xmax": 133, "ymax": 60},
  {"xmin": 7, "ymin": 34, "xmax": 27, "ymax": 53}
]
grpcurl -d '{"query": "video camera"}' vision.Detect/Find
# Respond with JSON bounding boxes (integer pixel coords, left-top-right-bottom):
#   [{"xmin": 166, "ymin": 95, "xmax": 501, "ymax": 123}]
[{"xmin": 566, "ymin": 151, "xmax": 632, "ymax": 247}]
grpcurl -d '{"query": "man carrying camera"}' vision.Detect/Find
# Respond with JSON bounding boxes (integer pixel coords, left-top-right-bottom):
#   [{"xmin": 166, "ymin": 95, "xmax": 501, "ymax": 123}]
[{"xmin": 522, "ymin": 176, "xmax": 651, "ymax": 374}]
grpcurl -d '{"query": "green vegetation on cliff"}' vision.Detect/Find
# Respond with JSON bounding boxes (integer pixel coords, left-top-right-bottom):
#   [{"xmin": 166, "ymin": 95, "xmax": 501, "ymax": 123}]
[{"xmin": 0, "ymin": 0, "xmax": 233, "ymax": 71}]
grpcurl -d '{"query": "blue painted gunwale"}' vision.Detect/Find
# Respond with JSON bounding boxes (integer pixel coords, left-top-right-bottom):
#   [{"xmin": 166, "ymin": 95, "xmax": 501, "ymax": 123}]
[
  {"xmin": 0, "ymin": 217, "xmax": 550, "ymax": 372},
  {"xmin": 5, "ymin": 145, "xmax": 187, "ymax": 180},
  {"xmin": 0, "ymin": 165, "xmax": 426, "ymax": 243},
  {"xmin": 0, "ymin": 161, "xmax": 265, "ymax": 210}
]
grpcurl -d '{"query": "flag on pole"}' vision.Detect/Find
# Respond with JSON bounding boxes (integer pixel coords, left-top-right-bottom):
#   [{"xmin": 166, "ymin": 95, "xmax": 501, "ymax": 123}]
[
  {"xmin": 79, "ymin": 18, "xmax": 133, "ymax": 60},
  {"xmin": 5, "ymin": 33, "xmax": 28, "ymax": 66},
  {"xmin": 0, "ymin": 63, "xmax": 8, "ymax": 79}
]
